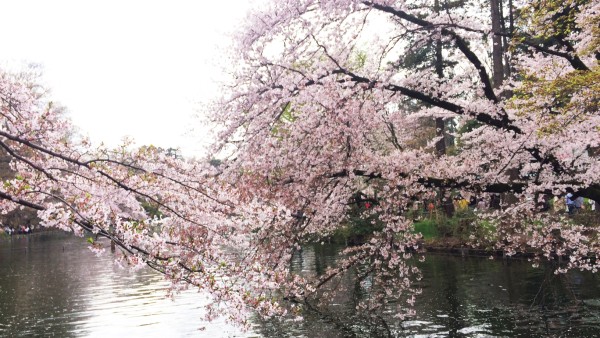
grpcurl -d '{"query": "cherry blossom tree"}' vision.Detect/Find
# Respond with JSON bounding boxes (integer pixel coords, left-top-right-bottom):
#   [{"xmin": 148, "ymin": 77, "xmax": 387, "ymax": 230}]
[
  {"xmin": 0, "ymin": 0, "xmax": 598, "ymax": 327},
  {"xmin": 209, "ymin": 0, "xmax": 600, "ymax": 318}
]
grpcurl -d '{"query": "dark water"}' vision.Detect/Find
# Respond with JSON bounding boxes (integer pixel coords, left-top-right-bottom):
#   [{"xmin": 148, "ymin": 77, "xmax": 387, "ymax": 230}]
[
  {"xmin": 0, "ymin": 233, "xmax": 251, "ymax": 337},
  {"xmin": 2, "ymin": 233, "xmax": 600, "ymax": 337}
]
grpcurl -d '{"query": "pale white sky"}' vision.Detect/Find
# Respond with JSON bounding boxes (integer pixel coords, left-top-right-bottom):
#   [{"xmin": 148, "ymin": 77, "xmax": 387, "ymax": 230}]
[{"xmin": 0, "ymin": 0, "xmax": 256, "ymax": 157}]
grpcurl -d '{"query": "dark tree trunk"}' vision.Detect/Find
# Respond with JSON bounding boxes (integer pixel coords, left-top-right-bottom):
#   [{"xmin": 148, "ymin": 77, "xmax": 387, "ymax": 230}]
[
  {"xmin": 491, "ymin": 0, "xmax": 504, "ymax": 88},
  {"xmin": 434, "ymin": 0, "xmax": 453, "ymax": 217},
  {"xmin": 499, "ymin": 0, "xmax": 511, "ymax": 79},
  {"xmin": 434, "ymin": 0, "xmax": 446, "ymax": 157}
]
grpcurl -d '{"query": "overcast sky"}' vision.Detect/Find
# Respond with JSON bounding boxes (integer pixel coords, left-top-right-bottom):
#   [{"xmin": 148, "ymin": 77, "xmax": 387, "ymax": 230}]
[{"xmin": 0, "ymin": 0, "xmax": 256, "ymax": 157}]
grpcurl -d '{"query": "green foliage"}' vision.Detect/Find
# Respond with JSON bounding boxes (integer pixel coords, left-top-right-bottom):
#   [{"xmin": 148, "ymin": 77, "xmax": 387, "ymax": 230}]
[
  {"xmin": 402, "ymin": 45, "xmax": 435, "ymax": 71},
  {"xmin": 141, "ymin": 200, "xmax": 163, "ymax": 219},
  {"xmin": 353, "ymin": 50, "xmax": 367, "ymax": 70},
  {"xmin": 413, "ymin": 218, "xmax": 438, "ymax": 240},
  {"xmin": 457, "ymin": 119, "xmax": 482, "ymax": 134},
  {"xmin": 279, "ymin": 102, "xmax": 296, "ymax": 123},
  {"xmin": 511, "ymin": 66, "xmax": 600, "ymax": 135},
  {"xmin": 271, "ymin": 102, "xmax": 298, "ymax": 138},
  {"xmin": 209, "ymin": 158, "xmax": 222, "ymax": 167},
  {"xmin": 332, "ymin": 215, "xmax": 383, "ymax": 245},
  {"xmin": 330, "ymin": 194, "xmax": 383, "ymax": 245},
  {"xmin": 522, "ymin": 0, "xmax": 588, "ymax": 40},
  {"xmin": 410, "ymin": 207, "xmax": 496, "ymax": 246}
]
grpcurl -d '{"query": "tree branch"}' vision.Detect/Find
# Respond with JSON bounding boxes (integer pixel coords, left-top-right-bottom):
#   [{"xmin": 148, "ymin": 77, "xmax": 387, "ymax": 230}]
[{"xmin": 363, "ymin": 1, "xmax": 499, "ymax": 103}]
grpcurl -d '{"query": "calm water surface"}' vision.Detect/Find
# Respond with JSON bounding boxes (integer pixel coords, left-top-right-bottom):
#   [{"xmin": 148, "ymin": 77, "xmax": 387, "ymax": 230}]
[
  {"xmin": 2, "ymin": 233, "xmax": 600, "ymax": 337},
  {"xmin": 0, "ymin": 233, "xmax": 251, "ymax": 337}
]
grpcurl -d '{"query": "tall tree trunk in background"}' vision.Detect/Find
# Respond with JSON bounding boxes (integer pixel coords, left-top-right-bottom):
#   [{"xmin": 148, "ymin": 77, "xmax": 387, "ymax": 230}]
[
  {"xmin": 500, "ymin": 0, "xmax": 512, "ymax": 79},
  {"xmin": 434, "ymin": 39, "xmax": 446, "ymax": 156},
  {"xmin": 434, "ymin": 0, "xmax": 446, "ymax": 157},
  {"xmin": 492, "ymin": 0, "xmax": 516, "ymax": 208},
  {"xmin": 491, "ymin": 0, "xmax": 504, "ymax": 88},
  {"xmin": 434, "ymin": 0, "xmax": 455, "ymax": 217}
]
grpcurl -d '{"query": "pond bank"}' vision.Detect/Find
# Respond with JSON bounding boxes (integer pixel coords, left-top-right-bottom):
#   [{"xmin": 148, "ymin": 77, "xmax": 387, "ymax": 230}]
[{"xmin": 0, "ymin": 228, "xmax": 62, "ymax": 241}]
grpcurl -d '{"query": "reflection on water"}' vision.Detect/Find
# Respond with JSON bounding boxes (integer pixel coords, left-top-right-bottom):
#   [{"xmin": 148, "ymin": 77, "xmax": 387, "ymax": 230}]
[
  {"xmin": 2, "ymin": 234, "xmax": 600, "ymax": 337},
  {"xmin": 261, "ymin": 245, "xmax": 600, "ymax": 337},
  {"xmin": 409, "ymin": 255, "xmax": 600, "ymax": 337},
  {"xmin": 0, "ymin": 233, "xmax": 252, "ymax": 338}
]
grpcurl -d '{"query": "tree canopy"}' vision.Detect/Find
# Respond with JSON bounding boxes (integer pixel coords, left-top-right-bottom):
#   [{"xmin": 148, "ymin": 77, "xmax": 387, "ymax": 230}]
[{"xmin": 0, "ymin": 0, "xmax": 598, "ymax": 326}]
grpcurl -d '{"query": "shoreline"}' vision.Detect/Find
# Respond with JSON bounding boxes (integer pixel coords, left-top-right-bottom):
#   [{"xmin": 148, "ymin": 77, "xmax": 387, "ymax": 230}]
[{"xmin": 0, "ymin": 228, "xmax": 64, "ymax": 241}]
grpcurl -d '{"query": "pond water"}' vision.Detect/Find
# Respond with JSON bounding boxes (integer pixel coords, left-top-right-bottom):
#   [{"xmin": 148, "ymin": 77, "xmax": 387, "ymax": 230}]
[{"xmin": 1, "ymin": 233, "xmax": 600, "ymax": 337}]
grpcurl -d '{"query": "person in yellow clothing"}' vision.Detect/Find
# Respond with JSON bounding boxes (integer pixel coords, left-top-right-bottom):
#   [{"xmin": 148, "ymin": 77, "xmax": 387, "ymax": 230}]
[
  {"xmin": 453, "ymin": 196, "xmax": 469, "ymax": 211},
  {"xmin": 457, "ymin": 198, "xmax": 469, "ymax": 211}
]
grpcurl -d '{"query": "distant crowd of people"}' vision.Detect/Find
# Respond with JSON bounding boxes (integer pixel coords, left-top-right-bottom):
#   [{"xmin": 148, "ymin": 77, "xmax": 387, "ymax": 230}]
[
  {"xmin": 1, "ymin": 225, "xmax": 34, "ymax": 236},
  {"xmin": 412, "ymin": 191, "xmax": 597, "ymax": 219},
  {"xmin": 565, "ymin": 193, "xmax": 596, "ymax": 215}
]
